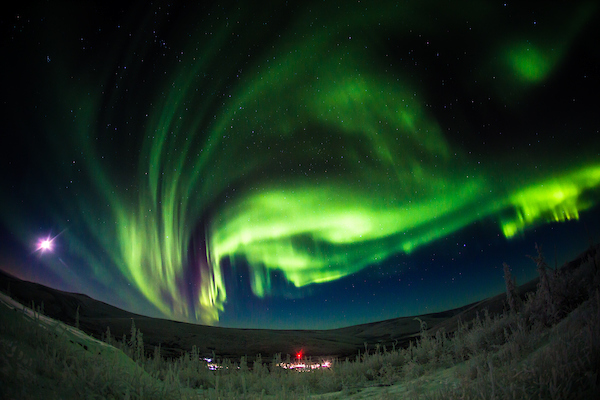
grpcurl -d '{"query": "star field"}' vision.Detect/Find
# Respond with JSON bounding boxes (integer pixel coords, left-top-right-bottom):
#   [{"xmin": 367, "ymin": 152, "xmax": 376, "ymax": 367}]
[{"xmin": 1, "ymin": 0, "xmax": 599, "ymax": 329}]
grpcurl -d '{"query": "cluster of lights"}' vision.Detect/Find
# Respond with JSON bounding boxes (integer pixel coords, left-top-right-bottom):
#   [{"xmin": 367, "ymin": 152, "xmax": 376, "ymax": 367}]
[
  {"xmin": 276, "ymin": 360, "xmax": 332, "ymax": 371},
  {"xmin": 202, "ymin": 355, "xmax": 332, "ymax": 372},
  {"xmin": 277, "ymin": 350, "xmax": 332, "ymax": 371},
  {"xmin": 203, "ymin": 358, "xmax": 226, "ymax": 371}
]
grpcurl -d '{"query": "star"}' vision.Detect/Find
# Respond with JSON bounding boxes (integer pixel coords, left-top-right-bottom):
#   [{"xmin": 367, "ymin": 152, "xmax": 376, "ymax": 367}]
[{"xmin": 37, "ymin": 236, "xmax": 54, "ymax": 253}]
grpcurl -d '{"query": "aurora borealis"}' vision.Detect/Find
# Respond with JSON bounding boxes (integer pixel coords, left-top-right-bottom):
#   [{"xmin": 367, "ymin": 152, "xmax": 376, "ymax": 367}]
[{"xmin": 1, "ymin": 0, "xmax": 599, "ymax": 329}]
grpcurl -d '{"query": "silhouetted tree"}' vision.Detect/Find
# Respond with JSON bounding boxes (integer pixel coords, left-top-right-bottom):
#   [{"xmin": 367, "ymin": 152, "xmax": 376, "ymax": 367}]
[{"xmin": 503, "ymin": 262, "xmax": 520, "ymax": 313}]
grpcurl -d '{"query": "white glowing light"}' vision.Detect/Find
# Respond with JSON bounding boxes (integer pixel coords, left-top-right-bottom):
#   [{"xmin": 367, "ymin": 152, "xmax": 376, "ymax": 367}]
[
  {"xmin": 34, "ymin": 229, "xmax": 67, "ymax": 254},
  {"xmin": 36, "ymin": 235, "xmax": 56, "ymax": 253}
]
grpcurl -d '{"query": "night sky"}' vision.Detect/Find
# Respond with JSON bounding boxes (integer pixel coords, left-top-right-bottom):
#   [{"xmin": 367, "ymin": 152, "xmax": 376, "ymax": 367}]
[{"xmin": 1, "ymin": 0, "xmax": 599, "ymax": 330}]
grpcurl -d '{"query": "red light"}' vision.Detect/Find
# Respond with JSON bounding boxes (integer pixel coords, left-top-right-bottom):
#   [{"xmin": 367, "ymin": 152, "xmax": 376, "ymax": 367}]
[{"xmin": 296, "ymin": 350, "xmax": 303, "ymax": 359}]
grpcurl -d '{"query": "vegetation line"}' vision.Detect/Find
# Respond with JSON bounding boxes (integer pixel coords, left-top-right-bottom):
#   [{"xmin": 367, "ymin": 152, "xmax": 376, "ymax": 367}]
[{"xmin": 1, "ymin": 244, "xmax": 599, "ymax": 399}]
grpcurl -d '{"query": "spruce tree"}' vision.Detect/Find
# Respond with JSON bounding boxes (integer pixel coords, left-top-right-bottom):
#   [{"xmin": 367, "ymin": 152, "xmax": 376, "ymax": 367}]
[
  {"xmin": 503, "ymin": 263, "xmax": 520, "ymax": 313},
  {"xmin": 129, "ymin": 319, "xmax": 137, "ymax": 350}
]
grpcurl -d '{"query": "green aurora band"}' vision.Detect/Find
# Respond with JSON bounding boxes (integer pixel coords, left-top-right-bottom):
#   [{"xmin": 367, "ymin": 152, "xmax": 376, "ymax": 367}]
[{"xmin": 20, "ymin": 1, "xmax": 599, "ymax": 325}]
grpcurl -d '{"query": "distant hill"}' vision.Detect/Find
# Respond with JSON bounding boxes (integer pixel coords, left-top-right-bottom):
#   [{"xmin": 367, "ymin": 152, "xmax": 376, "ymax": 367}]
[{"xmin": 1, "ymin": 243, "xmax": 597, "ymax": 360}]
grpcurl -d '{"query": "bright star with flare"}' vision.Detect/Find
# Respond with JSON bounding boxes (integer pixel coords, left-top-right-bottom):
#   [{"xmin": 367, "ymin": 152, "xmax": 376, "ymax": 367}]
[
  {"xmin": 35, "ymin": 230, "xmax": 66, "ymax": 254},
  {"xmin": 37, "ymin": 237, "xmax": 53, "ymax": 252}
]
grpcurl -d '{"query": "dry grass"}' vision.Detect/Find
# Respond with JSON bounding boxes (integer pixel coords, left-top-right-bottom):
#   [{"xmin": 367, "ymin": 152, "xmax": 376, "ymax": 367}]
[{"xmin": 1, "ymin": 244, "xmax": 599, "ymax": 399}]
